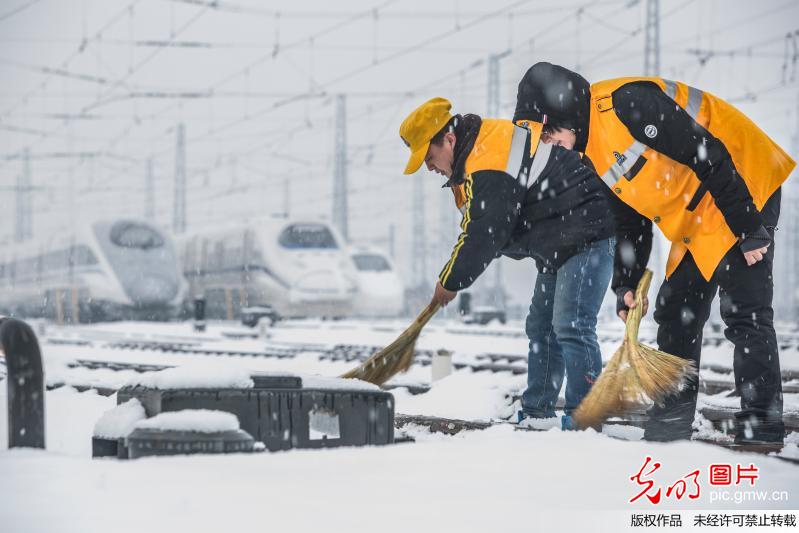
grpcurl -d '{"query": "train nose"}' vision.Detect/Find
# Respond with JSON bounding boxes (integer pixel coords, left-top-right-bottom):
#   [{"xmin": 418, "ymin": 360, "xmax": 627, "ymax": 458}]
[
  {"xmin": 291, "ymin": 270, "xmax": 352, "ymax": 301},
  {"xmin": 126, "ymin": 275, "xmax": 178, "ymax": 305}
]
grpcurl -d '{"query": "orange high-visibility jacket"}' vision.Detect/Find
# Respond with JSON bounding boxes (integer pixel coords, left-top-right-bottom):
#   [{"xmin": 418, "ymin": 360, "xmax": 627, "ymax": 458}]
[
  {"xmin": 586, "ymin": 77, "xmax": 795, "ymax": 280},
  {"xmin": 447, "ymin": 119, "xmax": 540, "ymax": 211}
]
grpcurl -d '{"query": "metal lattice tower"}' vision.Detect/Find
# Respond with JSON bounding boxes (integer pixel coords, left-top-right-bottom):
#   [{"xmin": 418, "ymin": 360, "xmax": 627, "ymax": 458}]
[
  {"xmin": 173, "ymin": 123, "xmax": 186, "ymax": 234},
  {"xmin": 487, "ymin": 54, "xmax": 500, "ymax": 117},
  {"xmin": 644, "ymin": 0, "xmax": 667, "ymax": 287},
  {"xmin": 793, "ymin": 92, "xmax": 799, "ymax": 157},
  {"xmin": 785, "ymin": 93, "xmax": 799, "ymax": 321},
  {"xmin": 439, "ymin": 186, "xmax": 455, "ymax": 270},
  {"xmin": 283, "ymin": 177, "xmax": 291, "ymax": 217},
  {"xmin": 145, "ymin": 157, "xmax": 155, "ymax": 219},
  {"xmin": 333, "ymin": 94, "xmax": 349, "ymax": 241},
  {"xmin": 487, "ymin": 53, "xmax": 506, "ymax": 309},
  {"xmin": 412, "ymin": 173, "xmax": 426, "ymax": 287},
  {"xmin": 15, "ymin": 148, "xmax": 32, "ymax": 242},
  {"xmin": 644, "ymin": 0, "xmax": 660, "ymax": 77}
]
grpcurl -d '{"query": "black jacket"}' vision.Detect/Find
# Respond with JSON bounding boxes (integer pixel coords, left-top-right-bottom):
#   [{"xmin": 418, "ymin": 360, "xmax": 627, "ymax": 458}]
[
  {"xmin": 514, "ymin": 65, "xmax": 775, "ymax": 311},
  {"xmin": 606, "ymin": 81, "xmax": 772, "ymax": 300},
  {"xmin": 438, "ymin": 139, "xmax": 614, "ymax": 292}
]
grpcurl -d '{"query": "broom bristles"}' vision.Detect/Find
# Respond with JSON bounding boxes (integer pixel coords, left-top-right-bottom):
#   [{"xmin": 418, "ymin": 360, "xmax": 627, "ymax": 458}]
[
  {"xmin": 572, "ymin": 269, "xmax": 696, "ymax": 429},
  {"xmin": 341, "ymin": 303, "xmax": 440, "ymax": 386}
]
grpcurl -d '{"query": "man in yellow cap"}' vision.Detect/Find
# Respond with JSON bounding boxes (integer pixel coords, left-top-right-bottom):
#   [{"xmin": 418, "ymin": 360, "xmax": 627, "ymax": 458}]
[{"xmin": 399, "ymin": 97, "xmax": 616, "ymax": 427}]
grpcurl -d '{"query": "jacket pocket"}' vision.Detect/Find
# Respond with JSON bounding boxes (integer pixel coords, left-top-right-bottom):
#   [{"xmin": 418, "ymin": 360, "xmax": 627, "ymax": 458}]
[
  {"xmin": 686, "ymin": 182, "xmax": 709, "ymax": 212},
  {"xmin": 623, "ymin": 156, "xmax": 647, "ymax": 181}
]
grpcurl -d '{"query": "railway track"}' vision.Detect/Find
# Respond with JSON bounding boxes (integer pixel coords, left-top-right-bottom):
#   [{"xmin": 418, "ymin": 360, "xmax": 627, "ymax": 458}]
[
  {"xmin": 31, "ymin": 338, "xmax": 799, "ymax": 440},
  {"xmin": 32, "ymin": 330, "xmax": 799, "ymax": 431},
  {"xmin": 395, "ymin": 414, "xmax": 799, "ymax": 464}
]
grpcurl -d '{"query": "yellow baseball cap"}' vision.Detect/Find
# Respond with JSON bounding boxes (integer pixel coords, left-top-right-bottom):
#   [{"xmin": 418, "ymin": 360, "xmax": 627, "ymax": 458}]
[{"xmin": 399, "ymin": 97, "xmax": 453, "ymax": 175}]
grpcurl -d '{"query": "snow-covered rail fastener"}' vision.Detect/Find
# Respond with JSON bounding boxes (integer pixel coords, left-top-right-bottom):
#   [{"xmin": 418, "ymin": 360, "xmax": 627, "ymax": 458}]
[
  {"xmin": 316, "ymin": 344, "xmax": 529, "ymax": 374},
  {"xmin": 46, "ymin": 359, "xmax": 175, "ymax": 396},
  {"xmin": 699, "ymin": 405, "xmax": 799, "ymax": 435},
  {"xmin": 87, "ymin": 335, "xmax": 799, "ymax": 386},
  {"xmin": 394, "ymin": 414, "xmax": 799, "ymax": 464},
  {"xmin": 102, "ymin": 339, "xmax": 305, "ymax": 359},
  {"xmin": 318, "ymin": 344, "xmax": 435, "ymax": 364},
  {"xmin": 701, "ymin": 363, "xmax": 799, "ymax": 382},
  {"xmin": 700, "ymin": 378, "xmax": 799, "ymax": 395},
  {"xmin": 477, "ymin": 353, "xmax": 798, "ymax": 393},
  {"xmin": 46, "ymin": 383, "xmax": 119, "ymax": 396},
  {"xmin": 68, "ymin": 359, "xmax": 171, "ymax": 373},
  {"xmin": 45, "ymin": 337, "xmax": 93, "ymax": 347}
]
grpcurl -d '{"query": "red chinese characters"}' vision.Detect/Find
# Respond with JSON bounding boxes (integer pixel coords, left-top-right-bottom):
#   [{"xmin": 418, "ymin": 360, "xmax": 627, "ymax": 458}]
[
  {"xmin": 630, "ymin": 457, "xmax": 761, "ymax": 504},
  {"xmin": 708, "ymin": 463, "xmax": 759, "ymax": 487},
  {"xmin": 630, "ymin": 456, "xmax": 663, "ymax": 504}
]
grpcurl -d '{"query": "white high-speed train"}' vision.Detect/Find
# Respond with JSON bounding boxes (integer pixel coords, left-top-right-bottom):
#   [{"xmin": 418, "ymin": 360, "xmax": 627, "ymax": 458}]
[
  {"xmin": 177, "ymin": 218, "xmax": 358, "ymax": 319},
  {"xmin": 349, "ymin": 246, "xmax": 405, "ymax": 317},
  {"xmin": 0, "ymin": 219, "xmax": 187, "ymax": 322}
]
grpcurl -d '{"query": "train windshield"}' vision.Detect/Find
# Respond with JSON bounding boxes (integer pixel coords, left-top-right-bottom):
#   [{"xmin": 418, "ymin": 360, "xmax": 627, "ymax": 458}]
[
  {"xmin": 352, "ymin": 254, "xmax": 390, "ymax": 272},
  {"xmin": 278, "ymin": 224, "xmax": 338, "ymax": 249},
  {"xmin": 110, "ymin": 221, "xmax": 164, "ymax": 249}
]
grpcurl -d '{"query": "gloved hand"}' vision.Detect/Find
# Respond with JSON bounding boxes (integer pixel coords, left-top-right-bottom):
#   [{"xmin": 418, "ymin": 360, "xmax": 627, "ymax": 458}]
[
  {"xmin": 615, "ymin": 286, "xmax": 648, "ymax": 323},
  {"xmin": 739, "ymin": 225, "xmax": 772, "ymax": 266}
]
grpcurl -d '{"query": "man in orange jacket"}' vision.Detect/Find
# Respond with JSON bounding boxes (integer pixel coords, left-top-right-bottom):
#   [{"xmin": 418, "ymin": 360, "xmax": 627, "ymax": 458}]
[{"xmin": 514, "ymin": 62, "xmax": 795, "ymax": 444}]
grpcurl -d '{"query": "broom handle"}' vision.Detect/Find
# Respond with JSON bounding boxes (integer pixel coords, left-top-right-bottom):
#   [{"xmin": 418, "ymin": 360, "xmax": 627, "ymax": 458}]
[
  {"xmin": 414, "ymin": 302, "xmax": 441, "ymax": 329},
  {"xmin": 390, "ymin": 302, "xmax": 441, "ymax": 341},
  {"xmin": 625, "ymin": 269, "xmax": 653, "ymax": 342}
]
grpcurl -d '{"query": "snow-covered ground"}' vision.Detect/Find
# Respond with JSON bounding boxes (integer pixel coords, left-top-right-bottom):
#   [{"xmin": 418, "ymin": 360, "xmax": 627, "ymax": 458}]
[{"xmin": 1, "ymin": 318, "xmax": 798, "ymax": 532}]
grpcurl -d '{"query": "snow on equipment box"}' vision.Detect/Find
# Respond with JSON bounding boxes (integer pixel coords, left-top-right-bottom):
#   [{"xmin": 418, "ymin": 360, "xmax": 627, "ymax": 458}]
[
  {"xmin": 114, "ymin": 373, "xmax": 395, "ymax": 453},
  {"xmin": 126, "ymin": 427, "xmax": 255, "ymax": 459}
]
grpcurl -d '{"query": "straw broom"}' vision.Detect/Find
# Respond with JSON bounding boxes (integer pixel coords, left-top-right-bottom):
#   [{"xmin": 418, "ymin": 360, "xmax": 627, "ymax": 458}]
[
  {"xmin": 572, "ymin": 269, "xmax": 697, "ymax": 429},
  {"xmin": 341, "ymin": 303, "xmax": 440, "ymax": 386}
]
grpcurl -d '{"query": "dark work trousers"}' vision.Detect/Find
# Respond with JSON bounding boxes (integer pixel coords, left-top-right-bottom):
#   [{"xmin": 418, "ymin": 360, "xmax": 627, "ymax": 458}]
[{"xmin": 644, "ymin": 188, "xmax": 783, "ymax": 443}]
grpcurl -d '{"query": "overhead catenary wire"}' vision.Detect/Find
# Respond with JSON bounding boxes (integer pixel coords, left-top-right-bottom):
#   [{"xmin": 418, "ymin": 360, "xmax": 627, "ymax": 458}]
[
  {"xmin": 2, "ymin": 0, "xmax": 797, "ymax": 249},
  {"xmin": 0, "ymin": 0, "xmax": 43, "ymax": 24},
  {"xmin": 0, "ymin": 0, "xmax": 144, "ymax": 120},
  {"xmin": 16, "ymin": 0, "xmax": 526, "ymax": 201}
]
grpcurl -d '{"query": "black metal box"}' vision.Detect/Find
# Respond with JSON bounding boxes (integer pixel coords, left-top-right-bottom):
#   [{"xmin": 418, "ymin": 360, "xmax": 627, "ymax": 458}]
[{"xmin": 116, "ymin": 374, "xmax": 394, "ymax": 451}]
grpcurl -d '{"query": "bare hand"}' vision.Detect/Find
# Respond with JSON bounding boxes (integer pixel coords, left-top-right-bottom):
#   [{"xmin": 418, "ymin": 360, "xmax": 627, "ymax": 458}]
[
  {"xmin": 743, "ymin": 244, "xmax": 769, "ymax": 266},
  {"xmin": 618, "ymin": 290, "xmax": 649, "ymax": 323},
  {"xmin": 431, "ymin": 281, "xmax": 457, "ymax": 307}
]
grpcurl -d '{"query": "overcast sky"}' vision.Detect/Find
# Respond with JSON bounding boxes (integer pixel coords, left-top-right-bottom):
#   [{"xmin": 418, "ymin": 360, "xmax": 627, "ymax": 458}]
[{"xmin": 1, "ymin": 0, "xmax": 798, "ymax": 306}]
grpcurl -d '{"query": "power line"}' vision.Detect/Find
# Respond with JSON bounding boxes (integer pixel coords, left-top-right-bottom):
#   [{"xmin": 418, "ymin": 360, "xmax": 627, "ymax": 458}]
[
  {"xmin": 3, "ymin": 0, "xmax": 792, "ymax": 243},
  {"xmin": 0, "ymin": 2, "xmax": 213, "ymax": 182},
  {"xmin": 661, "ymin": 0, "xmax": 796, "ymax": 50},
  {"xmin": 81, "ymin": 6, "xmax": 212, "ymax": 113},
  {"xmin": 10, "ymin": 0, "xmax": 402, "ymax": 200},
  {"xmin": 0, "ymin": 56, "xmax": 123, "ymax": 86},
  {"xmin": 0, "ymin": 0, "xmax": 43, "ymax": 23},
  {"xmin": 49, "ymin": 0, "xmax": 527, "ymax": 197},
  {"xmin": 726, "ymin": 79, "xmax": 799, "ymax": 103},
  {"xmin": 3, "ymin": 0, "xmax": 611, "ymax": 193},
  {"xmin": 0, "ymin": 0, "xmax": 144, "ymax": 120},
  {"xmin": 332, "ymin": 94, "xmax": 349, "ymax": 240},
  {"xmin": 161, "ymin": 0, "xmax": 625, "ymax": 20},
  {"xmin": 582, "ymin": 0, "xmax": 695, "ymax": 71}
]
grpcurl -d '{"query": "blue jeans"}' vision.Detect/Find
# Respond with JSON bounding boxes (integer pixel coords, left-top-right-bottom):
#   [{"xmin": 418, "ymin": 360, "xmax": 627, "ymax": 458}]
[{"xmin": 521, "ymin": 237, "xmax": 614, "ymax": 417}]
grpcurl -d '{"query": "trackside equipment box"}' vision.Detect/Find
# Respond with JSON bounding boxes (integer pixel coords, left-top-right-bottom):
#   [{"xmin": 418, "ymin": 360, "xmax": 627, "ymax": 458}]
[{"xmin": 116, "ymin": 374, "xmax": 395, "ymax": 451}]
